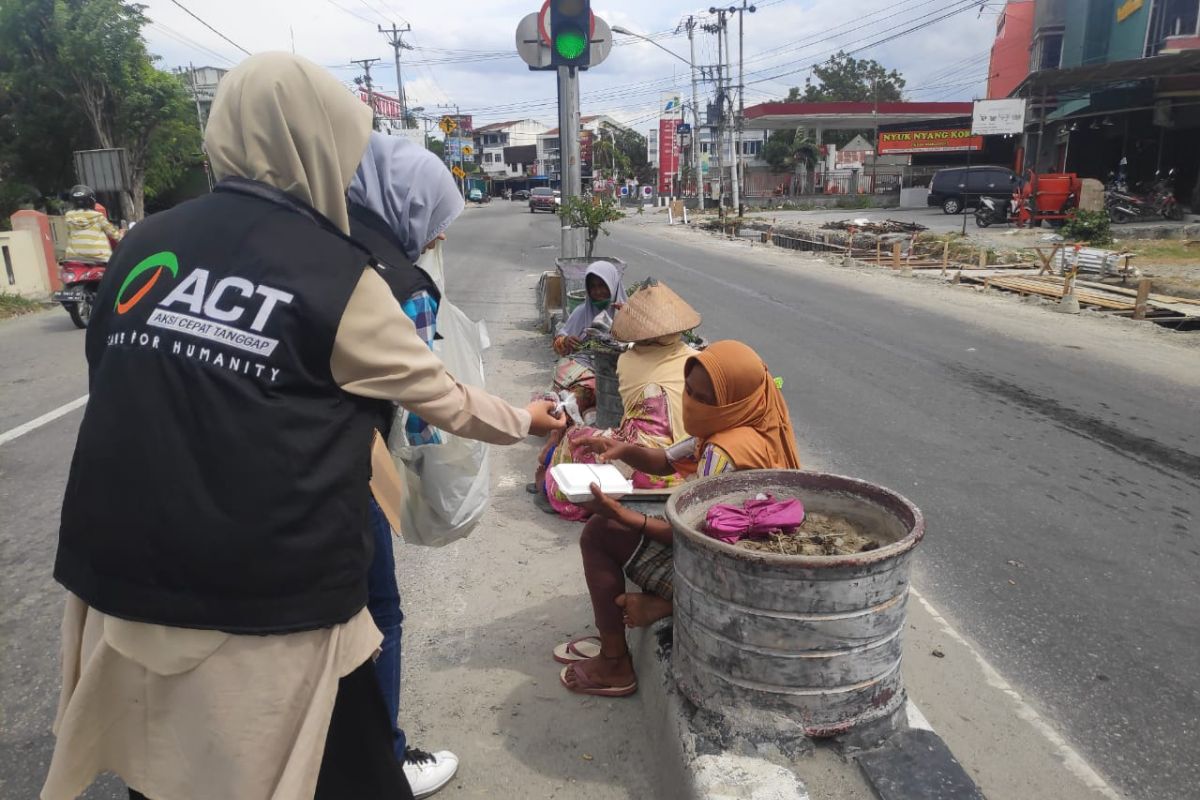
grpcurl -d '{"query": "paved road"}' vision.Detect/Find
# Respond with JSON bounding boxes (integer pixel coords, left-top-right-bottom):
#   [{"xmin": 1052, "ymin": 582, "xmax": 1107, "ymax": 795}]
[
  {"xmin": 601, "ymin": 210, "xmax": 1198, "ymax": 799},
  {"xmin": 3, "ymin": 199, "xmax": 1197, "ymax": 798}
]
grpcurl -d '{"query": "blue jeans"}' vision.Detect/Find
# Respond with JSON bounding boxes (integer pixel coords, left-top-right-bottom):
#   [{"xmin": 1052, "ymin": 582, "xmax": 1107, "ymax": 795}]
[{"xmin": 367, "ymin": 498, "xmax": 407, "ymax": 760}]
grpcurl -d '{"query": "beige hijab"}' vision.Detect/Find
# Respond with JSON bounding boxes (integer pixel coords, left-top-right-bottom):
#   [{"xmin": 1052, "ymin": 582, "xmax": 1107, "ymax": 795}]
[{"xmin": 204, "ymin": 52, "xmax": 372, "ymax": 233}]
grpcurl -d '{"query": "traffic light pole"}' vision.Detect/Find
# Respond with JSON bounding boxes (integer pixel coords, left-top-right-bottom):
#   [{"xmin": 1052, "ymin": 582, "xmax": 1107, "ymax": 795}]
[{"xmin": 557, "ymin": 65, "xmax": 585, "ymax": 258}]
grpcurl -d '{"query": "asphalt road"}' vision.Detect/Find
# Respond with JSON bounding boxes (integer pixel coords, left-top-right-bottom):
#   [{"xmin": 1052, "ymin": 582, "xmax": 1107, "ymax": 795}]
[
  {"xmin": 2, "ymin": 199, "xmax": 1197, "ymax": 798},
  {"xmin": 510, "ymin": 201, "xmax": 1198, "ymax": 798}
]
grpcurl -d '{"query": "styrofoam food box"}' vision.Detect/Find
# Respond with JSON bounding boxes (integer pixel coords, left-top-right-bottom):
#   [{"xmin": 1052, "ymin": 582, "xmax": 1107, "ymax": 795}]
[{"xmin": 549, "ymin": 463, "xmax": 633, "ymax": 504}]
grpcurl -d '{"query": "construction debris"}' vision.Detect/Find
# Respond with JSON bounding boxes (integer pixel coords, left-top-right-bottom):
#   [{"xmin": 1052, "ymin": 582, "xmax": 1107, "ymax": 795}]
[{"xmin": 820, "ymin": 218, "xmax": 928, "ymax": 234}]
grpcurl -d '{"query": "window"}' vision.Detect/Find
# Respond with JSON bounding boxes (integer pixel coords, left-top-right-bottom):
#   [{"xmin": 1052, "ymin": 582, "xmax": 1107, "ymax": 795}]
[
  {"xmin": 742, "ymin": 140, "xmax": 762, "ymax": 156},
  {"xmin": 1148, "ymin": 0, "xmax": 1200, "ymax": 54},
  {"xmin": 1031, "ymin": 28, "xmax": 1064, "ymax": 71}
]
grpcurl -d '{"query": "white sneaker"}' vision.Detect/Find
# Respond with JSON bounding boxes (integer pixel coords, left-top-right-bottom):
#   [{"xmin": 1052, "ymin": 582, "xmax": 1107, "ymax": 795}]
[{"xmin": 402, "ymin": 747, "xmax": 459, "ymax": 798}]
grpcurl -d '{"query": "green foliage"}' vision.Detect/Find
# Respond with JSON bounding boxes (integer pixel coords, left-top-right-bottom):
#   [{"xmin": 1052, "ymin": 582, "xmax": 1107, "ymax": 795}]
[
  {"xmin": 834, "ymin": 195, "xmax": 872, "ymax": 209},
  {"xmin": 594, "ymin": 125, "xmax": 653, "ymax": 186},
  {"xmin": 0, "ymin": 291, "xmax": 42, "ymax": 318},
  {"xmin": 0, "ymin": 0, "xmax": 200, "ymax": 219},
  {"xmin": 558, "ymin": 196, "xmax": 624, "ymax": 257},
  {"xmin": 1060, "ymin": 209, "xmax": 1113, "ymax": 246},
  {"xmin": 784, "ymin": 52, "xmax": 905, "ymax": 149},
  {"xmin": 763, "ymin": 129, "xmax": 820, "ymax": 172}
]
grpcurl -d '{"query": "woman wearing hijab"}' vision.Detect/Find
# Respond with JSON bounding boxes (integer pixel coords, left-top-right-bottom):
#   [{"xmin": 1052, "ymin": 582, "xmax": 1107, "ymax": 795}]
[
  {"xmin": 553, "ymin": 341, "xmax": 801, "ymax": 697},
  {"xmin": 43, "ymin": 53, "xmax": 564, "ymax": 800},
  {"xmin": 541, "ymin": 280, "xmax": 700, "ymax": 521},
  {"xmin": 548, "ymin": 261, "xmax": 627, "ymax": 413},
  {"xmin": 345, "ymin": 133, "xmax": 463, "ymax": 796}
]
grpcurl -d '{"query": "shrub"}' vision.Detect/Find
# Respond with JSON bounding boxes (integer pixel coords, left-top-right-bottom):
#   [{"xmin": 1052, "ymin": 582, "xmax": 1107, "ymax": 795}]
[{"xmin": 1061, "ymin": 209, "xmax": 1113, "ymax": 246}]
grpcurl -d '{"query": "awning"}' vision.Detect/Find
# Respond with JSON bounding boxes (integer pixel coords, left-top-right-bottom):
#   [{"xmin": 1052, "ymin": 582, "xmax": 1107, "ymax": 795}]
[
  {"xmin": 1014, "ymin": 50, "xmax": 1200, "ymax": 96},
  {"xmin": 1045, "ymin": 95, "xmax": 1092, "ymax": 122},
  {"xmin": 742, "ymin": 101, "xmax": 973, "ymax": 131}
]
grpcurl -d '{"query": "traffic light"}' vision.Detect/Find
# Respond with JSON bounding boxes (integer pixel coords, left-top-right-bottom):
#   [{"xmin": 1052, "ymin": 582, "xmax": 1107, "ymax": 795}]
[{"xmin": 550, "ymin": 0, "xmax": 591, "ymax": 67}]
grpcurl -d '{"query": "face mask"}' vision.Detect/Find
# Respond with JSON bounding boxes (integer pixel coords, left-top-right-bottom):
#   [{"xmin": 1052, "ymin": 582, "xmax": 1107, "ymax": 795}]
[{"xmin": 592, "ymin": 299, "xmax": 611, "ymax": 311}]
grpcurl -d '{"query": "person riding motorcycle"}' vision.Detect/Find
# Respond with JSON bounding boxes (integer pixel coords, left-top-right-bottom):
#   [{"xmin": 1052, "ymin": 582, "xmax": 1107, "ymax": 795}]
[{"xmin": 63, "ymin": 185, "xmax": 122, "ymax": 263}]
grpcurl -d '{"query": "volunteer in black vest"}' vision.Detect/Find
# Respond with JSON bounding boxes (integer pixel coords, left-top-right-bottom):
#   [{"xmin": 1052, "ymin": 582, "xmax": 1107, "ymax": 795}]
[{"xmin": 42, "ymin": 53, "xmax": 564, "ymax": 800}]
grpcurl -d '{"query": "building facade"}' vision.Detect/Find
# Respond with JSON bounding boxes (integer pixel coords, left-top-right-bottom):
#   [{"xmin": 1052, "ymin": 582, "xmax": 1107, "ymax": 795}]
[{"xmin": 472, "ymin": 119, "xmax": 550, "ymax": 178}]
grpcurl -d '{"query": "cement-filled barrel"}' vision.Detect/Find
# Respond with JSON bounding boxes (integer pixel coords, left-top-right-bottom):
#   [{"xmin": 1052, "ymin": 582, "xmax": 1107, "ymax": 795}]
[
  {"xmin": 665, "ymin": 470, "xmax": 924, "ymax": 738},
  {"xmin": 592, "ymin": 349, "xmax": 622, "ymax": 428}
]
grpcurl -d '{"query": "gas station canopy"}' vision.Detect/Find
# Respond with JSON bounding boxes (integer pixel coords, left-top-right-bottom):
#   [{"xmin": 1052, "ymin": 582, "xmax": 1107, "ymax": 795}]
[{"xmin": 742, "ymin": 101, "xmax": 974, "ymax": 130}]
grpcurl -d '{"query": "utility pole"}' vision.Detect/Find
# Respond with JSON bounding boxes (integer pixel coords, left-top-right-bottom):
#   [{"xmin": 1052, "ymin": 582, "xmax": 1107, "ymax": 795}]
[
  {"xmin": 557, "ymin": 66, "xmax": 584, "ymax": 257},
  {"xmin": 703, "ymin": 12, "xmax": 727, "ymax": 214},
  {"xmin": 722, "ymin": 11, "xmax": 739, "ymax": 217},
  {"xmin": 686, "ymin": 16, "xmax": 700, "ymax": 203},
  {"xmin": 351, "ymin": 57, "xmax": 382, "ymax": 131},
  {"xmin": 735, "ymin": 2, "xmax": 755, "ymax": 218},
  {"xmin": 379, "ymin": 23, "xmax": 413, "ymax": 127},
  {"xmin": 179, "ymin": 63, "xmax": 213, "ymax": 190}
]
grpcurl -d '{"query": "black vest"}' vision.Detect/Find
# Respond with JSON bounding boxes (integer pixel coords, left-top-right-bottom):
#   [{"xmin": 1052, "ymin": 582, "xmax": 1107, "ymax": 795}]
[
  {"xmin": 56, "ymin": 178, "xmax": 379, "ymax": 634},
  {"xmin": 347, "ymin": 201, "xmax": 440, "ymax": 308},
  {"xmin": 347, "ymin": 201, "xmax": 441, "ymax": 439}
]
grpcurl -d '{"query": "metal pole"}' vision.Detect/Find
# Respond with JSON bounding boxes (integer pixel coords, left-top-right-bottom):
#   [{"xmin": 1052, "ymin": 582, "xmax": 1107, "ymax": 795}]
[
  {"xmin": 351, "ymin": 58, "xmax": 381, "ymax": 131},
  {"xmin": 736, "ymin": 2, "xmax": 753, "ymax": 217},
  {"xmin": 558, "ymin": 65, "xmax": 584, "ymax": 258},
  {"xmin": 688, "ymin": 17, "xmax": 700, "ymax": 204},
  {"xmin": 714, "ymin": 15, "xmax": 725, "ymax": 213},
  {"xmin": 379, "ymin": 24, "xmax": 412, "ymax": 127},
  {"xmin": 725, "ymin": 13, "xmax": 739, "ymax": 216}
]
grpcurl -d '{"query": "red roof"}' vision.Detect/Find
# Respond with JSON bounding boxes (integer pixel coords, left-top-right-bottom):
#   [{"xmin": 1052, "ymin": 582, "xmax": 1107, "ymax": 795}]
[
  {"xmin": 542, "ymin": 116, "xmax": 604, "ymax": 137},
  {"xmin": 743, "ymin": 101, "xmax": 974, "ymax": 130}
]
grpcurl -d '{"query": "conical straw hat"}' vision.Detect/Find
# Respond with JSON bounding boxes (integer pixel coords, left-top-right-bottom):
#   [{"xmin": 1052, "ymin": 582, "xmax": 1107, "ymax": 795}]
[{"xmin": 611, "ymin": 279, "xmax": 701, "ymax": 343}]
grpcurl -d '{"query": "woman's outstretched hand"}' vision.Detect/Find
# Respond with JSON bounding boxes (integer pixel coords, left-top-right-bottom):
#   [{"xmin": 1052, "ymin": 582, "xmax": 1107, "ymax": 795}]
[
  {"xmin": 574, "ymin": 436, "xmax": 630, "ymax": 464},
  {"xmin": 584, "ymin": 482, "xmax": 635, "ymax": 524},
  {"xmin": 526, "ymin": 399, "xmax": 567, "ymax": 436}
]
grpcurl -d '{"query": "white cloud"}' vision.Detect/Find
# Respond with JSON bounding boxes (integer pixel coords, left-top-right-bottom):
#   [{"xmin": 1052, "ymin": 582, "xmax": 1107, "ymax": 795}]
[{"xmin": 143, "ymin": 0, "xmax": 999, "ymax": 135}]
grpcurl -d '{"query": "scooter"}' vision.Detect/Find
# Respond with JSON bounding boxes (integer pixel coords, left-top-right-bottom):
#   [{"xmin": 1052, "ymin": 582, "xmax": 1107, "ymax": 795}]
[
  {"xmin": 53, "ymin": 261, "xmax": 106, "ymax": 328},
  {"xmin": 1149, "ymin": 169, "xmax": 1184, "ymax": 221},
  {"xmin": 1106, "ymin": 169, "xmax": 1183, "ymax": 223},
  {"xmin": 974, "ymin": 194, "xmax": 1013, "ymax": 228}
]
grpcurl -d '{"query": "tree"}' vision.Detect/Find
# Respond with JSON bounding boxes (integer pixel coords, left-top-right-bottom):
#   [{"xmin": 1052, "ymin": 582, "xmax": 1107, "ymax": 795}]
[
  {"xmin": 557, "ymin": 196, "xmax": 623, "ymax": 258},
  {"xmin": 795, "ymin": 51, "xmax": 905, "ymax": 103},
  {"xmin": 0, "ymin": 0, "xmax": 201, "ymax": 220},
  {"xmin": 763, "ymin": 129, "xmax": 820, "ymax": 172},
  {"xmin": 784, "ymin": 51, "xmax": 906, "ymax": 148},
  {"xmin": 425, "ymin": 137, "xmax": 445, "ymax": 160},
  {"xmin": 597, "ymin": 125, "xmax": 653, "ymax": 186}
]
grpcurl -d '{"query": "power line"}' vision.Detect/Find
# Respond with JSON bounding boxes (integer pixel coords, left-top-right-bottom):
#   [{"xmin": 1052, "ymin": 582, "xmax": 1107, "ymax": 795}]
[{"xmin": 168, "ymin": 0, "xmax": 251, "ymax": 56}]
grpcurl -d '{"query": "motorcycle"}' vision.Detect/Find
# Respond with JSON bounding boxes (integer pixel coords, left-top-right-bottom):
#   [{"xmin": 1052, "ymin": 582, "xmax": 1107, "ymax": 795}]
[
  {"xmin": 1106, "ymin": 169, "xmax": 1183, "ymax": 223},
  {"xmin": 974, "ymin": 194, "xmax": 1012, "ymax": 228},
  {"xmin": 53, "ymin": 261, "xmax": 106, "ymax": 328}
]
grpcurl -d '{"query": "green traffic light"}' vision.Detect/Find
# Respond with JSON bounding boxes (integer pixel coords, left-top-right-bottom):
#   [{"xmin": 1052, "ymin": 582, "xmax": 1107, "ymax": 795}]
[{"xmin": 554, "ymin": 28, "xmax": 588, "ymax": 60}]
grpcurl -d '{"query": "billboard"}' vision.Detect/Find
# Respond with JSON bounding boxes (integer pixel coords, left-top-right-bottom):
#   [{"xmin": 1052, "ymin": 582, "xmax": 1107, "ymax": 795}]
[
  {"xmin": 580, "ymin": 129, "xmax": 594, "ymax": 177},
  {"xmin": 359, "ymin": 90, "xmax": 404, "ymax": 120},
  {"xmin": 657, "ymin": 118, "xmax": 681, "ymax": 195},
  {"xmin": 661, "ymin": 92, "xmax": 684, "ymax": 120},
  {"xmin": 972, "ymin": 99, "xmax": 1026, "ymax": 136},
  {"xmin": 74, "ymin": 148, "xmax": 130, "ymax": 192},
  {"xmin": 444, "ymin": 137, "xmax": 474, "ymax": 162},
  {"xmin": 877, "ymin": 128, "xmax": 983, "ymax": 155}
]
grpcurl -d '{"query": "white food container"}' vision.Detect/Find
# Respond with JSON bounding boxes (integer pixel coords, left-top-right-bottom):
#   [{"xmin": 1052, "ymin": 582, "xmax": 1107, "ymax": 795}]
[{"xmin": 549, "ymin": 463, "xmax": 633, "ymax": 504}]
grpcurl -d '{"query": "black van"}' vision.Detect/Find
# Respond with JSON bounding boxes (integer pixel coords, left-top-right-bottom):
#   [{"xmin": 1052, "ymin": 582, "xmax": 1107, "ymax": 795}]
[{"xmin": 927, "ymin": 166, "xmax": 1019, "ymax": 214}]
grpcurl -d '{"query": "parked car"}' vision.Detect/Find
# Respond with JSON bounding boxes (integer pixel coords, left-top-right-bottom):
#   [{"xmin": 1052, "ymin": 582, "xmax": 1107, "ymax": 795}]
[
  {"xmin": 927, "ymin": 166, "xmax": 1020, "ymax": 215},
  {"xmin": 529, "ymin": 187, "xmax": 558, "ymax": 213},
  {"xmin": 512, "ymin": 189, "xmax": 531, "ymax": 201}
]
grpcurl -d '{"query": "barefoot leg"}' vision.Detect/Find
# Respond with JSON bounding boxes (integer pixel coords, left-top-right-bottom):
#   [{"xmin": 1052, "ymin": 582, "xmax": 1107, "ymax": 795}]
[{"xmin": 616, "ymin": 592, "xmax": 674, "ymax": 628}]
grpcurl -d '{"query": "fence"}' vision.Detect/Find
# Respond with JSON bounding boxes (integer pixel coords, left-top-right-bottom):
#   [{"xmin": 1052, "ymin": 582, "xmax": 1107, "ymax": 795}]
[{"xmin": 742, "ymin": 166, "xmax": 943, "ymax": 198}]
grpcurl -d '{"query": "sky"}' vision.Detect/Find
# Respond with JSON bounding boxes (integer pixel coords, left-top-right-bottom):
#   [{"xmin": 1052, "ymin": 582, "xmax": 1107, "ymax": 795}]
[{"xmin": 140, "ymin": 0, "xmax": 1003, "ymax": 134}]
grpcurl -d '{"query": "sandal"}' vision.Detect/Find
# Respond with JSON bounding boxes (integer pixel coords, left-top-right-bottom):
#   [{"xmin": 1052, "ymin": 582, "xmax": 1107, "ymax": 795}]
[
  {"xmin": 559, "ymin": 661, "xmax": 637, "ymax": 698},
  {"xmin": 552, "ymin": 636, "xmax": 602, "ymax": 664}
]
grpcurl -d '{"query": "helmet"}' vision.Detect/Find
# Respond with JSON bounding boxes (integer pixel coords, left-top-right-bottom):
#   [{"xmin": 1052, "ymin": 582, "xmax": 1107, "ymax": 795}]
[{"xmin": 69, "ymin": 184, "xmax": 96, "ymax": 209}]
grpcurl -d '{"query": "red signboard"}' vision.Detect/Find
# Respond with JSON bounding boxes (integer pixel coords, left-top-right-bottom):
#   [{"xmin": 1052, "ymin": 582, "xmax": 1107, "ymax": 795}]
[
  {"xmin": 877, "ymin": 128, "xmax": 983, "ymax": 154},
  {"xmin": 657, "ymin": 118, "xmax": 681, "ymax": 194},
  {"xmin": 358, "ymin": 90, "xmax": 403, "ymax": 119},
  {"xmin": 580, "ymin": 129, "xmax": 594, "ymax": 176}
]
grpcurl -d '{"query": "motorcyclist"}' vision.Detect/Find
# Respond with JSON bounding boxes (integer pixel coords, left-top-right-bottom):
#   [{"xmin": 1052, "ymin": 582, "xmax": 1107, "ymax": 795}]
[{"xmin": 63, "ymin": 184, "xmax": 122, "ymax": 263}]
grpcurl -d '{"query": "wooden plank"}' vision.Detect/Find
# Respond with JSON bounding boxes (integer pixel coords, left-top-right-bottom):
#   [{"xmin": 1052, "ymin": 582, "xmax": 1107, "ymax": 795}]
[{"xmin": 1133, "ymin": 279, "xmax": 1152, "ymax": 320}]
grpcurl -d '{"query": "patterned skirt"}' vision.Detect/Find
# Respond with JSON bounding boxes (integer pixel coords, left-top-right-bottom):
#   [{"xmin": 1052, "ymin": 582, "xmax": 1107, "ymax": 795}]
[{"xmin": 623, "ymin": 535, "xmax": 674, "ymax": 600}]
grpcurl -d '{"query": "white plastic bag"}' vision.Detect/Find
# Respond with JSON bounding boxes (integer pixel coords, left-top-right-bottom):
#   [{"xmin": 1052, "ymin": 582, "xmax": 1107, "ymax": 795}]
[{"xmin": 387, "ymin": 297, "xmax": 491, "ymax": 547}]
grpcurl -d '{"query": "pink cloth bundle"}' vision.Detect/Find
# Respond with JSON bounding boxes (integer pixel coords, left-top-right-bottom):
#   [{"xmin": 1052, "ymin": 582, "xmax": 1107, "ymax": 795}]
[{"xmin": 704, "ymin": 495, "xmax": 805, "ymax": 544}]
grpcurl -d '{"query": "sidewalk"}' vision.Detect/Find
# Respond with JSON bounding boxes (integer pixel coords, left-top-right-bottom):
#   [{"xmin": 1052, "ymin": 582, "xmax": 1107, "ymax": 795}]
[{"xmin": 393, "ymin": 281, "xmax": 659, "ymax": 798}]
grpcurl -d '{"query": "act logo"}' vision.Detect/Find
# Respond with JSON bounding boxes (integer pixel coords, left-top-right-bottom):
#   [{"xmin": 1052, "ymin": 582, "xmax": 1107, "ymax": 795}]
[{"xmin": 115, "ymin": 251, "xmax": 179, "ymax": 314}]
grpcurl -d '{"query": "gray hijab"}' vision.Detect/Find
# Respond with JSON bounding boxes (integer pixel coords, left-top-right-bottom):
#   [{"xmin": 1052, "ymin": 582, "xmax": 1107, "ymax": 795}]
[
  {"xmin": 561, "ymin": 261, "xmax": 628, "ymax": 337},
  {"xmin": 347, "ymin": 132, "xmax": 465, "ymax": 263}
]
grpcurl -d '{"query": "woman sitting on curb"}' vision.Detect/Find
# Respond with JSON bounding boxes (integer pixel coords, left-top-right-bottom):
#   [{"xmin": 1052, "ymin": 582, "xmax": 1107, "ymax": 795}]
[
  {"xmin": 556, "ymin": 340, "xmax": 802, "ymax": 697},
  {"xmin": 541, "ymin": 280, "xmax": 700, "ymax": 520}
]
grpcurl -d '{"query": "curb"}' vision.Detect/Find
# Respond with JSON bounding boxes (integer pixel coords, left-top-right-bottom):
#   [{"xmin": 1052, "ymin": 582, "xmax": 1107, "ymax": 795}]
[
  {"xmin": 631, "ymin": 621, "xmax": 987, "ymax": 800},
  {"xmin": 631, "ymin": 622, "xmax": 811, "ymax": 800}
]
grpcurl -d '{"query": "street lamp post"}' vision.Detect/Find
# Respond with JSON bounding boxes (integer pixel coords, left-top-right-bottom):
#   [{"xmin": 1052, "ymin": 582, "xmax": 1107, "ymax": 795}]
[{"xmin": 612, "ymin": 24, "xmax": 700, "ymax": 201}]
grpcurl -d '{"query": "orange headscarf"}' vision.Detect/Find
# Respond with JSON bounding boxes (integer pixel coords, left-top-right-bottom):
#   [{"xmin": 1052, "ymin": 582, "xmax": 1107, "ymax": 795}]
[{"xmin": 681, "ymin": 340, "xmax": 802, "ymax": 472}]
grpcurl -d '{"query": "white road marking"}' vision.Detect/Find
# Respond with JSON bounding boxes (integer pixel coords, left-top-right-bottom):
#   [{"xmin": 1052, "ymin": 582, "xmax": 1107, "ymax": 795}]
[
  {"xmin": 905, "ymin": 699, "xmax": 934, "ymax": 732},
  {"xmin": 910, "ymin": 587, "xmax": 1122, "ymax": 800},
  {"xmin": 0, "ymin": 395, "xmax": 89, "ymax": 447}
]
